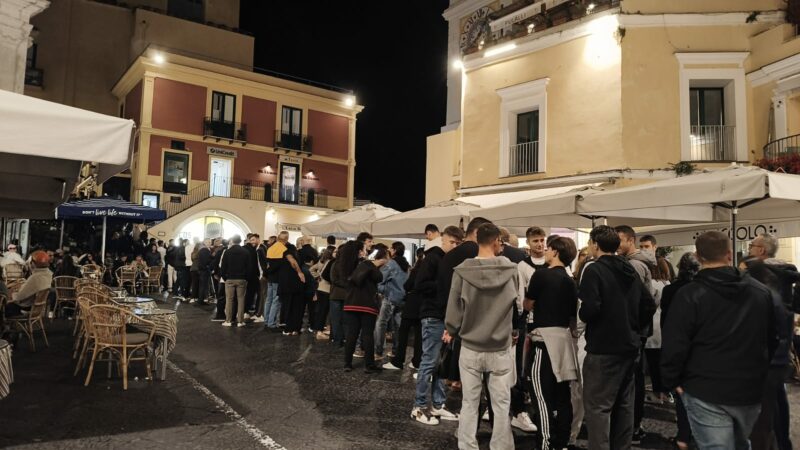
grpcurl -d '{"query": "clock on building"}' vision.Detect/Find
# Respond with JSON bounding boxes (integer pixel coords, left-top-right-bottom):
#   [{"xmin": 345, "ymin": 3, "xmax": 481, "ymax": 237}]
[{"xmin": 460, "ymin": 6, "xmax": 494, "ymax": 53}]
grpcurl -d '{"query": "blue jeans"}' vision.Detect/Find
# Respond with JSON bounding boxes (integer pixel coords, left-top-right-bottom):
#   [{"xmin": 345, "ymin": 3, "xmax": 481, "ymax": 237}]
[
  {"xmin": 682, "ymin": 391, "xmax": 761, "ymax": 450},
  {"xmin": 415, "ymin": 317, "xmax": 447, "ymax": 408},
  {"xmin": 329, "ymin": 299, "xmax": 345, "ymax": 344},
  {"xmin": 263, "ymin": 282, "xmax": 280, "ymax": 328},
  {"xmin": 374, "ymin": 299, "xmax": 400, "ymax": 356}
]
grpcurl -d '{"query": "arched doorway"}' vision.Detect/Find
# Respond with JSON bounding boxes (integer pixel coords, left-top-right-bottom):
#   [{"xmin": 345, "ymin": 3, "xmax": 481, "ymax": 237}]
[{"xmin": 174, "ymin": 210, "xmax": 250, "ymax": 242}]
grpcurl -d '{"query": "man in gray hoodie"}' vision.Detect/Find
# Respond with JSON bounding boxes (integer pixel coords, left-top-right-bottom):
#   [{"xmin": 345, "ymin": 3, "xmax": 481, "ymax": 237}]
[{"xmin": 445, "ymin": 223, "xmax": 519, "ymax": 450}]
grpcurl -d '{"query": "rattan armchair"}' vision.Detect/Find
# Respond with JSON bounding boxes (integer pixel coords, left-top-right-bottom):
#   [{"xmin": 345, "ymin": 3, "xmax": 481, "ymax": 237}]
[
  {"xmin": 5, "ymin": 289, "xmax": 49, "ymax": 351},
  {"xmin": 3, "ymin": 263, "xmax": 25, "ymax": 283},
  {"xmin": 80, "ymin": 264, "xmax": 105, "ymax": 280},
  {"xmin": 143, "ymin": 266, "xmax": 163, "ymax": 293},
  {"xmin": 53, "ymin": 276, "xmax": 78, "ymax": 318},
  {"xmin": 83, "ymin": 304, "xmax": 155, "ymax": 390},
  {"xmin": 115, "ymin": 266, "xmax": 138, "ymax": 295}
]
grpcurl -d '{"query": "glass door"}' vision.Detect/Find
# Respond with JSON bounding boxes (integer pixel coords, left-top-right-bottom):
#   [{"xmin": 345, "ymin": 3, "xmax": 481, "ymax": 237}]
[
  {"xmin": 279, "ymin": 162, "xmax": 299, "ymax": 203},
  {"xmin": 281, "ymin": 106, "xmax": 302, "ymax": 150},
  {"xmin": 209, "ymin": 157, "xmax": 232, "ymax": 197}
]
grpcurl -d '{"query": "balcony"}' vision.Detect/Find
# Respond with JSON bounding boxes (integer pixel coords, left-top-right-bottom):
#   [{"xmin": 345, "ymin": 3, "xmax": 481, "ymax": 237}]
[
  {"xmin": 24, "ymin": 68, "xmax": 43, "ymax": 87},
  {"xmin": 689, "ymin": 125, "xmax": 736, "ymax": 162},
  {"xmin": 274, "ymin": 130, "xmax": 312, "ymax": 154},
  {"xmin": 763, "ymin": 134, "xmax": 800, "ymax": 160},
  {"xmin": 508, "ymin": 141, "xmax": 540, "ymax": 176},
  {"xmin": 202, "ymin": 117, "xmax": 246, "ymax": 143},
  {"xmin": 464, "ymin": 0, "xmax": 620, "ymax": 56}
]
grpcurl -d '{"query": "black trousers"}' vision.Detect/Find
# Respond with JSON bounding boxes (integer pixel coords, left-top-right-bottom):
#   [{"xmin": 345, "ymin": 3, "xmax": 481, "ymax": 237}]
[
  {"xmin": 583, "ymin": 353, "xmax": 636, "ymax": 450},
  {"xmin": 645, "ymin": 348, "xmax": 665, "ymax": 393},
  {"xmin": 530, "ymin": 342, "xmax": 573, "ymax": 450},
  {"xmin": 311, "ymin": 291, "xmax": 330, "ymax": 331},
  {"xmin": 344, "ymin": 311, "xmax": 376, "ymax": 368},
  {"xmin": 674, "ymin": 388, "xmax": 693, "ymax": 444},
  {"xmin": 245, "ymin": 276, "xmax": 259, "ymax": 313},
  {"xmin": 190, "ymin": 270, "xmax": 199, "ymax": 298},
  {"xmin": 391, "ymin": 317, "xmax": 422, "ymax": 368},
  {"xmin": 175, "ymin": 267, "xmax": 189, "ymax": 296},
  {"xmin": 215, "ymin": 280, "xmax": 226, "ymax": 319},
  {"xmin": 197, "ymin": 269, "xmax": 210, "ymax": 303},
  {"xmin": 283, "ymin": 291, "xmax": 305, "ymax": 333},
  {"xmin": 633, "ymin": 340, "xmax": 646, "ymax": 430},
  {"xmin": 750, "ymin": 365, "xmax": 793, "ymax": 450}
]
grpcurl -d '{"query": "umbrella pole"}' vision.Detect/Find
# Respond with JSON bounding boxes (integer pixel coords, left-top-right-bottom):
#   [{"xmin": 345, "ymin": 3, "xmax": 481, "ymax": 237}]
[
  {"xmin": 731, "ymin": 201, "xmax": 738, "ymax": 267},
  {"xmin": 101, "ymin": 216, "xmax": 107, "ymax": 265},
  {"xmin": 59, "ymin": 220, "xmax": 64, "ymax": 250}
]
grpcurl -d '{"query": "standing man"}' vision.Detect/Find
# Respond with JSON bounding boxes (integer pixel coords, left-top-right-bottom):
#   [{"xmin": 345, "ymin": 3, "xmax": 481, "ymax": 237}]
[
  {"xmin": 195, "ymin": 239, "xmax": 212, "ymax": 305},
  {"xmin": 211, "ymin": 238, "xmax": 227, "ymax": 322},
  {"xmin": 165, "ymin": 239, "xmax": 176, "ymax": 293},
  {"xmin": 264, "ymin": 232, "xmax": 289, "ymax": 330},
  {"xmin": 445, "ymin": 223, "xmax": 519, "ymax": 450},
  {"xmin": 356, "ymin": 232, "xmax": 374, "ymax": 253},
  {"xmin": 244, "ymin": 234, "xmax": 261, "ymax": 320},
  {"xmin": 425, "ymin": 224, "xmax": 441, "ymax": 248},
  {"xmin": 615, "ymin": 225, "xmax": 656, "ymax": 444},
  {"xmin": 220, "ymin": 235, "xmax": 250, "ymax": 327},
  {"xmin": 579, "ymin": 225, "xmax": 656, "ymax": 449},
  {"xmin": 639, "ymin": 235, "xmax": 675, "ymax": 281},
  {"xmin": 499, "ymin": 226, "xmax": 526, "ymax": 264},
  {"xmin": 254, "ymin": 237, "xmax": 270, "ymax": 324},
  {"xmin": 662, "ymin": 231, "xmax": 776, "ymax": 450},
  {"xmin": 410, "ymin": 225, "xmax": 463, "ymax": 425}
]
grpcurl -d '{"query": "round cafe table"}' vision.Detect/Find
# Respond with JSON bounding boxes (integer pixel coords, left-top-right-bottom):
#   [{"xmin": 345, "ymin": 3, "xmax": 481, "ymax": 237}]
[
  {"xmin": 132, "ymin": 308, "xmax": 177, "ymax": 381},
  {"xmin": 0, "ymin": 339, "xmax": 13, "ymax": 399}
]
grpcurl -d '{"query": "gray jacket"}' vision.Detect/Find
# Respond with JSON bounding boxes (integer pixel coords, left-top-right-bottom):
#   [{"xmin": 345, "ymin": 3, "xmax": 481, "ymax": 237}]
[{"xmin": 445, "ymin": 256, "xmax": 519, "ymax": 353}]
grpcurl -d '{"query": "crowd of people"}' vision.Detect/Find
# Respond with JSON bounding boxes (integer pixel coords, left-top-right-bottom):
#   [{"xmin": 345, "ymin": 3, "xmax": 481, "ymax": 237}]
[{"xmin": 1, "ymin": 216, "xmax": 796, "ymax": 450}]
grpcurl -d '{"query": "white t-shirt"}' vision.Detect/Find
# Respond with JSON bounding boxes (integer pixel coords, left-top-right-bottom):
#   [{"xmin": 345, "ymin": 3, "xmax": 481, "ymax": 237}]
[{"xmin": 517, "ymin": 255, "xmax": 546, "ymax": 313}]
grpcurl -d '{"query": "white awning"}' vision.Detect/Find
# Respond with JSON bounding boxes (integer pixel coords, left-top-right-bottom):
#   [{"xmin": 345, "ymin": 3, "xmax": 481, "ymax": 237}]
[
  {"xmin": 301, "ymin": 204, "xmax": 400, "ymax": 237},
  {"xmin": 0, "ymin": 89, "xmax": 135, "ymax": 218},
  {"xmin": 372, "ymin": 200, "xmax": 479, "ymax": 238}
]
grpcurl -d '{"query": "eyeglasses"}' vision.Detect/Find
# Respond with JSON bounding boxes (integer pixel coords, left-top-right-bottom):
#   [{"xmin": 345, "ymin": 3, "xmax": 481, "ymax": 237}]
[
  {"xmin": 748, "ymin": 243, "xmax": 763, "ymax": 249},
  {"xmin": 7, "ymin": 246, "xmax": 16, "ymax": 250}
]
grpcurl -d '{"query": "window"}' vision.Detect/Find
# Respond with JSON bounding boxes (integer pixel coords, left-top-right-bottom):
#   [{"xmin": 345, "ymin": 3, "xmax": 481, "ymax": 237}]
[
  {"xmin": 142, "ymin": 193, "xmax": 160, "ymax": 208},
  {"xmin": 496, "ymin": 78, "xmax": 548, "ymax": 177},
  {"xmin": 163, "ymin": 152, "xmax": 189, "ymax": 194},
  {"xmin": 26, "ymin": 44, "xmax": 37, "ymax": 69},
  {"xmin": 168, "ymin": 0, "xmax": 204, "ymax": 23},
  {"xmin": 676, "ymin": 53, "xmax": 748, "ymax": 162},
  {"xmin": 280, "ymin": 106, "xmax": 303, "ymax": 150},
  {"xmin": 209, "ymin": 91, "xmax": 236, "ymax": 139}
]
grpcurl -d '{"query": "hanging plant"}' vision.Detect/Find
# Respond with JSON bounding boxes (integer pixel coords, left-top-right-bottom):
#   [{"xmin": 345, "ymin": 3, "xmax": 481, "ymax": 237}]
[
  {"xmin": 755, "ymin": 153, "xmax": 800, "ymax": 174},
  {"xmin": 669, "ymin": 162, "xmax": 697, "ymax": 177}
]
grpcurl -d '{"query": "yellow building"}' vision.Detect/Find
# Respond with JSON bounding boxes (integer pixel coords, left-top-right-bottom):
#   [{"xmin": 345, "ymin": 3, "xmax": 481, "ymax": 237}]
[{"xmin": 427, "ymin": 0, "xmax": 800, "ymax": 206}]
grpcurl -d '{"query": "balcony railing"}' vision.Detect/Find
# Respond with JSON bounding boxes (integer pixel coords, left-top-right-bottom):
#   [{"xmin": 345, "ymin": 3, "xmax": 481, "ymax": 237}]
[
  {"xmin": 465, "ymin": 0, "xmax": 620, "ymax": 56},
  {"xmin": 25, "ymin": 67, "xmax": 43, "ymax": 87},
  {"xmin": 509, "ymin": 141, "xmax": 540, "ymax": 176},
  {"xmin": 202, "ymin": 117, "xmax": 246, "ymax": 143},
  {"xmin": 763, "ymin": 134, "xmax": 800, "ymax": 160},
  {"xmin": 158, "ymin": 177, "xmax": 328, "ymax": 218},
  {"xmin": 274, "ymin": 130, "xmax": 312, "ymax": 154},
  {"xmin": 689, "ymin": 125, "xmax": 736, "ymax": 162}
]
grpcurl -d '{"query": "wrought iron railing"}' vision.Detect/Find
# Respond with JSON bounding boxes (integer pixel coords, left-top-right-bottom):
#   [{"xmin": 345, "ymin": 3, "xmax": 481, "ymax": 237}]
[
  {"xmin": 689, "ymin": 125, "xmax": 736, "ymax": 161},
  {"xmin": 25, "ymin": 68, "xmax": 43, "ymax": 87},
  {"xmin": 202, "ymin": 117, "xmax": 247, "ymax": 142},
  {"xmin": 160, "ymin": 181, "xmax": 210, "ymax": 218},
  {"xmin": 274, "ymin": 130, "xmax": 312, "ymax": 154},
  {"xmin": 763, "ymin": 134, "xmax": 800, "ymax": 160},
  {"xmin": 509, "ymin": 141, "xmax": 540, "ymax": 176}
]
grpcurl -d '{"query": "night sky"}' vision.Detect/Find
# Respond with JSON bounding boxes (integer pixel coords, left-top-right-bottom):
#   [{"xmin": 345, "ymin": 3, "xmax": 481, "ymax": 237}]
[{"xmin": 239, "ymin": 0, "xmax": 450, "ymax": 212}]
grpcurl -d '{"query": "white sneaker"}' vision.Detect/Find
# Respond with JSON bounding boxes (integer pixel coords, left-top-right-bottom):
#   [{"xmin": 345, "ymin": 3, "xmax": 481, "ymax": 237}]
[
  {"xmin": 431, "ymin": 406, "xmax": 459, "ymax": 421},
  {"xmin": 189, "ymin": 298, "xmax": 197, "ymax": 304},
  {"xmin": 243, "ymin": 313, "xmax": 251, "ymax": 320},
  {"xmin": 252, "ymin": 316, "xmax": 265, "ymax": 323},
  {"xmin": 511, "ymin": 411, "xmax": 537, "ymax": 432},
  {"xmin": 47, "ymin": 311, "xmax": 54, "ymax": 319},
  {"xmin": 237, "ymin": 322, "xmax": 246, "ymax": 328},
  {"xmin": 382, "ymin": 361, "xmax": 402, "ymax": 370},
  {"xmin": 410, "ymin": 407, "xmax": 439, "ymax": 425},
  {"xmin": 222, "ymin": 321, "xmax": 232, "ymax": 327},
  {"xmin": 413, "ymin": 372, "xmax": 418, "ymax": 380}
]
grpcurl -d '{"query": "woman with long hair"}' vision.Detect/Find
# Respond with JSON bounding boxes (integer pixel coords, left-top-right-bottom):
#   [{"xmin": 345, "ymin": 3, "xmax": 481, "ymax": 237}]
[
  {"xmin": 310, "ymin": 247, "xmax": 335, "ymax": 339},
  {"xmin": 660, "ymin": 252, "xmax": 700, "ymax": 450},
  {"xmin": 329, "ymin": 241, "xmax": 361, "ymax": 347},
  {"xmin": 343, "ymin": 242, "xmax": 386, "ymax": 373}
]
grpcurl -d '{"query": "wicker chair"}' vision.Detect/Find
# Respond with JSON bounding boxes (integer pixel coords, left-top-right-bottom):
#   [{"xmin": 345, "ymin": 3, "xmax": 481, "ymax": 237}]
[
  {"xmin": 80, "ymin": 264, "xmax": 105, "ymax": 280},
  {"xmin": 84, "ymin": 304, "xmax": 154, "ymax": 390},
  {"xmin": 3, "ymin": 263, "xmax": 25, "ymax": 283},
  {"xmin": 53, "ymin": 276, "xmax": 78, "ymax": 318},
  {"xmin": 143, "ymin": 266, "xmax": 163, "ymax": 293},
  {"xmin": 115, "ymin": 266, "xmax": 138, "ymax": 295},
  {"xmin": 5, "ymin": 289, "xmax": 49, "ymax": 351},
  {"xmin": 72, "ymin": 285, "xmax": 111, "ymax": 343}
]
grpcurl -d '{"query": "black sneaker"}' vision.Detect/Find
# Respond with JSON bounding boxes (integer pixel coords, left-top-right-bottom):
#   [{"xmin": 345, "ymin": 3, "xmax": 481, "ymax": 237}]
[
  {"xmin": 343, "ymin": 365, "xmax": 353, "ymax": 372},
  {"xmin": 632, "ymin": 428, "xmax": 646, "ymax": 445}
]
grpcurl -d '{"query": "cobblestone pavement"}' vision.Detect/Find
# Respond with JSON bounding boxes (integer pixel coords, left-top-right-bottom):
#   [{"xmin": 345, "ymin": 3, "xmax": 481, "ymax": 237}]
[{"xmin": 0, "ymin": 296, "xmax": 798, "ymax": 449}]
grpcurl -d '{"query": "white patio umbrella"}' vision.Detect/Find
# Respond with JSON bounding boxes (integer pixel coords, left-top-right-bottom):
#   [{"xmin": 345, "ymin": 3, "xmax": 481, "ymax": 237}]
[
  {"xmin": 371, "ymin": 200, "xmax": 479, "ymax": 238},
  {"xmin": 578, "ymin": 165, "xmax": 800, "ymax": 263},
  {"xmin": 473, "ymin": 186, "xmax": 713, "ymax": 236},
  {"xmin": 0, "ymin": 89, "xmax": 135, "ymax": 218},
  {"xmin": 301, "ymin": 203, "xmax": 399, "ymax": 237}
]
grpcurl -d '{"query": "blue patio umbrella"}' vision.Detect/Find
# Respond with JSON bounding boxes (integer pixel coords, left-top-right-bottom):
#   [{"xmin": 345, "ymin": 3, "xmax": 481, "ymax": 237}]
[{"xmin": 56, "ymin": 197, "xmax": 166, "ymax": 263}]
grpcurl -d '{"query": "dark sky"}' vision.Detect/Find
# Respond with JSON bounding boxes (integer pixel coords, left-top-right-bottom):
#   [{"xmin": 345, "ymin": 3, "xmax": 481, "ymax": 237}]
[{"xmin": 239, "ymin": 0, "xmax": 450, "ymax": 212}]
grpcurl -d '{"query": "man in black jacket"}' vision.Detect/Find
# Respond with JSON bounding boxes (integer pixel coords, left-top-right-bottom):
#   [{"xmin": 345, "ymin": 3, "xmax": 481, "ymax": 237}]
[
  {"xmin": 220, "ymin": 235, "xmax": 251, "ymax": 327},
  {"xmin": 662, "ymin": 231, "xmax": 776, "ymax": 450},
  {"xmin": 578, "ymin": 225, "xmax": 656, "ymax": 450},
  {"xmin": 410, "ymin": 226, "xmax": 462, "ymax": 425},
  {"xmin": 211, "ymin": 238, "xmax": 227, "ymax": 322},
  {"xmin": 195, "ymin": 239, "xmax": 212, "ymax": 305}
]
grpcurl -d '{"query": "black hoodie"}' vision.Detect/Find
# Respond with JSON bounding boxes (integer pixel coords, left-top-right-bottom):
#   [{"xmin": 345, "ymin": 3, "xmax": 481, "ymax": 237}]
[
  {"xmin": 415, "ymin": 245, "xmax": 445, "ymax": 320},
  {"xmin": 578, "ymin": 254, "xmax": 656, "ymax": 356},
  {"xmin": 763, "ymin": 259, "xmax": 800, "ymax": 313},
  {"xmin": 660, "ymin": 266, "xmax": 777, "ymax": 406}
]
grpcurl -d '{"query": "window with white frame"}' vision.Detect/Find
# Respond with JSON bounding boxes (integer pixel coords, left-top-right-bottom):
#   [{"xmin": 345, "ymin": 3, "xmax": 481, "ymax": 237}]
[
  {"xmin": 497, "ymin": 78, "xmax": 548, "ymax": 177},
  {"xmin": 676, "ymin": 53, "xmax": 748, "ymax": 162}
]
